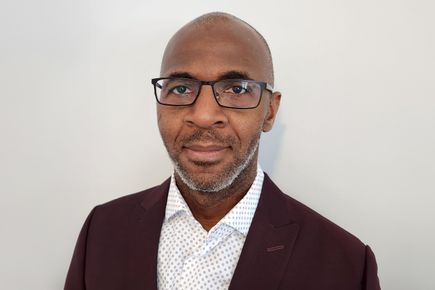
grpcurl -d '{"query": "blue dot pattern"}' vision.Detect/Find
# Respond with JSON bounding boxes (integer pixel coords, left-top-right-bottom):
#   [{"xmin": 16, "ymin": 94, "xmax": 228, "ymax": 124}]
[{"xmin": 157, "ymin": 166, "xmax": 264, "ymax": 290}]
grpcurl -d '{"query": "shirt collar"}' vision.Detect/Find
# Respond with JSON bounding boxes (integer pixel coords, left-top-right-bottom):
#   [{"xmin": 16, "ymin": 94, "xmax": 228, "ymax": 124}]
[
  {"xmin": 164, "ymin": 165, "xmax": 264, "ymax": 236},
  {"xmin": 164, "ymin": 175, "xmax": 192, "ymax": 221}
]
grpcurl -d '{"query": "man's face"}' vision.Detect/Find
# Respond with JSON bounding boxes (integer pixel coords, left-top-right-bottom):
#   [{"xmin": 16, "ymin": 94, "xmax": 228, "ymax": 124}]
[{"xmin": 157, "ymin": 21, "xmax": 280, "ymax": 192}]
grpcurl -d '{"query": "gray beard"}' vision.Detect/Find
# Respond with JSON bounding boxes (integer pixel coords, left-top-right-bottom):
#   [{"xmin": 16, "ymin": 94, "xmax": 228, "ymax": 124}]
[{"xmin": 172, "ymin": 137, "xmax": 259, "ymax": 193}]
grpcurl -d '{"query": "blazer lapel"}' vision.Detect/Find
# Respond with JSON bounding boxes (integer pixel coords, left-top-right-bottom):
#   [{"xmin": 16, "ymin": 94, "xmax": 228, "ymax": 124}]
[
  {"xmin": 229, "ymin": 174, "xmax": 299, "ymax": 290},
  {"xmin": 135, "ymin": 179, "xmax": 170, "ymax": 290}
]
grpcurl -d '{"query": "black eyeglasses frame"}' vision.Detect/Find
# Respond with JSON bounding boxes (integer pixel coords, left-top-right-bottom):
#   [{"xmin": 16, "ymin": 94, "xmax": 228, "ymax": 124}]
[{"xmin": 151, "ymin": 77, "xmax": 274, "ymax": 110}]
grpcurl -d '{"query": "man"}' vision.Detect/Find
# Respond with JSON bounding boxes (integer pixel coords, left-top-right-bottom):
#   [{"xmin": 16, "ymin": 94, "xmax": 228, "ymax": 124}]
[{"xmin": 65, "ymin": 12, "xmax": 381, "ymax": 290}]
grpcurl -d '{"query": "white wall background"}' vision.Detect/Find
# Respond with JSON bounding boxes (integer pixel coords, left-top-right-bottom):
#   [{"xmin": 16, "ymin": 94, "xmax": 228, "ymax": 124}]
[{"xmin": 1, "ymin": 0, "xmax": 434, "ymax": 289}]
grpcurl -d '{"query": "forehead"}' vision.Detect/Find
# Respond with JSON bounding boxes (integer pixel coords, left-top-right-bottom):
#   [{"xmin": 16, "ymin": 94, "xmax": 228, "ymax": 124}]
[{"xmin": 160, "ymin": 21, "xmax": 270, "ymax": 81}]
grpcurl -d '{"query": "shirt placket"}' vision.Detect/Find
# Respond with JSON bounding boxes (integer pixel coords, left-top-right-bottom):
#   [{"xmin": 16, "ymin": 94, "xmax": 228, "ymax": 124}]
[{"xmin": 174, "ymin": 215, "xmax": 207, "ymax": 289}]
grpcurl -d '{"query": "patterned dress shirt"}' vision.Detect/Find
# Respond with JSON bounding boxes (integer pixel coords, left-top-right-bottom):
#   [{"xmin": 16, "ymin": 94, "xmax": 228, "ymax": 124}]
[{"xmin": 157, "ymin": 166, "xmax": 264, "ymax": 290}]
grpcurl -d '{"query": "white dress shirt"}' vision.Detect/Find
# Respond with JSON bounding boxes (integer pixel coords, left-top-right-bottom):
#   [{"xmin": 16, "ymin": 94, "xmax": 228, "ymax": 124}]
[{"xmin": 157, "ymin": 166, "xmax": 264, "ymax": 290}]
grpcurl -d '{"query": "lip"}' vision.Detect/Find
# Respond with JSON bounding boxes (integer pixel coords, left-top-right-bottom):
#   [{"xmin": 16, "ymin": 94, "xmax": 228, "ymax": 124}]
[{"xmin": 183, "ymin": 144, "xmax": 229, "ymax": 162}]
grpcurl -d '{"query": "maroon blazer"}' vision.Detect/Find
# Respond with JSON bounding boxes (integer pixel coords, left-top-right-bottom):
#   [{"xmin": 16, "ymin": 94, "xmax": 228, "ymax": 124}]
[{"xmin": 65, "ymin": 174, "xmax": 381, "ymax": 290}]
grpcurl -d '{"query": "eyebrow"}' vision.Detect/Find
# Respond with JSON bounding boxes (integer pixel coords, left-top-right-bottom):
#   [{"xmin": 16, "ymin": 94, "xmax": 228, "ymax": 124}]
[
  {"xmin": 166, "ymin": 70, "xmax": 253, "ymax": 81},
  {"xmin": 218, "ymin": 71, "xmax": 252, "ymax": 81},
  {"xmin": 167, "ymin": 72, "xmax": 194, "ymax": 79}
]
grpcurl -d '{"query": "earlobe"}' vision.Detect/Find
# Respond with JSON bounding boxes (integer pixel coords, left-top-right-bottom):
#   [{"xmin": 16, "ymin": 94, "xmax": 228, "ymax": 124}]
[{"xmin": 262, "ymin": 91, "xmax": 281, "ymax": 132}]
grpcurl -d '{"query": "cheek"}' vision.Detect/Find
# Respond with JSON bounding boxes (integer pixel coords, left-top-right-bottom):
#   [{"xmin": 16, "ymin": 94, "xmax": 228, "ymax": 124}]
[
  {"xmin": 157, "ymin": 109, "xmax": 182, "ymax": 145},
  {"xmin": 227, "ymin": 113, "xmax": 265, "ymax": 148}
]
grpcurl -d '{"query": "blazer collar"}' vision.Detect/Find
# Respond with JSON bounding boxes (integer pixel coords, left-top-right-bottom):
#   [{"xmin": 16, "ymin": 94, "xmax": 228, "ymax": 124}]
[
  {"xmin": 229, "ymin": 174, "xmax": 300, "ymax": 289},
  {"xmin": 140, "ymin": 178, "xmax": 170, "ymax": 211},
  {"xmin": 137, "ymin": 178, "xmax": 170, "ymax": 290}
]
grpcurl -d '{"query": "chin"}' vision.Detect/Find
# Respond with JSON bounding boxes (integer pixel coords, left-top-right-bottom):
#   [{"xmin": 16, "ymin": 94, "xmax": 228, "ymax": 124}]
[
  {"xmin": 174, "ymin": 153, "xmax": 257, "ymax": 193},
  {"xmin": 174, "ymin": 162, "xmax": 236, "ymax": 193}
]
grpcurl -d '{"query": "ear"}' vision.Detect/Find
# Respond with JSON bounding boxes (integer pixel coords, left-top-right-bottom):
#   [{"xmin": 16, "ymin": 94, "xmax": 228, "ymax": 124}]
[{"xmin": 262, "ymin": 91, "xmax": 281, "ymax": 132}]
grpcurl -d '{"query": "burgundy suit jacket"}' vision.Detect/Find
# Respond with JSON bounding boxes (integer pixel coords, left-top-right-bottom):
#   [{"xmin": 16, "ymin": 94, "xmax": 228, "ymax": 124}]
[{"xmin": 65, "ymin": 174, "xmax": 381, "ymax": 290}]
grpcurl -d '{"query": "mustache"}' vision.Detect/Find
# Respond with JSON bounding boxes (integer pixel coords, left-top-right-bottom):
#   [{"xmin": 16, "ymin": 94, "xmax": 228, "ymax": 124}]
[{"xmin": 178, "ymin": 130, "xmax": 236, "ymax": 147}]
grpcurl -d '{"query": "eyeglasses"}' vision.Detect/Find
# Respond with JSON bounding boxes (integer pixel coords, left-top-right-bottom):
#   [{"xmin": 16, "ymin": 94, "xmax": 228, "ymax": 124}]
[{"xmin": 151, "ymin": 77, "xmax": 274, "ymax": 109}]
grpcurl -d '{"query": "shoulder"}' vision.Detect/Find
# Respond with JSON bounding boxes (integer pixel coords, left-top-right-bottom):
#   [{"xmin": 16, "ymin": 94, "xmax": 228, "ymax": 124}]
[
  {"xmin": 262, "ymin": 174, "xmax": 366, "ymax": 253},
  {"xmin": 88, "ymin": 178, "xmax": 170, "ymax": 225},
  {"xmin": 259, "ymin": 175, "xmax": 380, "ymax": 290}
]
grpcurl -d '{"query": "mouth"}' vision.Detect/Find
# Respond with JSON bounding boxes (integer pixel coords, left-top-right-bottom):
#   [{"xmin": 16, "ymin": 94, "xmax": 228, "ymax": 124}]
[{"xmin": 182, "ymin": 143, "xmax": 230, "ymax": 163}]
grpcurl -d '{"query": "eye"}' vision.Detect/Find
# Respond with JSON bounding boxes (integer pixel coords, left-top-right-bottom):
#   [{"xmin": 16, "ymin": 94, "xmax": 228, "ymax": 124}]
[
  {"xmin": 171, "ymin": 85, "xmax": 192, "ymax": 95},
  {"xmin": 232, "ymin": 86, "xmax": 245, "ymax": 94},
  {"xmin": 225, "ymin": 84, "xmax": 248, "ymax": 94}
]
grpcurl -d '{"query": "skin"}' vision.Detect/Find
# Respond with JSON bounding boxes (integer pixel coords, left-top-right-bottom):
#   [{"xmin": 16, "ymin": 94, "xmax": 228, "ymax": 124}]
[{"xmin": 157, "ymin": 17, "xmax": 281, "ymax": 231}]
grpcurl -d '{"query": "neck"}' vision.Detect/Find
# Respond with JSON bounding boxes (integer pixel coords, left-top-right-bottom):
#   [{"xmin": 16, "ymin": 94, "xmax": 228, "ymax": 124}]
[{"xmin": 175, "ymin": 159, "xmax": 258, "ymax": 231}]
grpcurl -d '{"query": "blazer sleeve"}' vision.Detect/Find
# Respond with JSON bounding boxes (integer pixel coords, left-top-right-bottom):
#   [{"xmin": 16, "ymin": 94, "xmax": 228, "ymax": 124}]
[
  {"xmin": 363, "ymin": 245, "xmax": 381, "ymax": 290},
  {"xmin": 64, "ymin": 207, "xmax": 96, "ymax": 290}
]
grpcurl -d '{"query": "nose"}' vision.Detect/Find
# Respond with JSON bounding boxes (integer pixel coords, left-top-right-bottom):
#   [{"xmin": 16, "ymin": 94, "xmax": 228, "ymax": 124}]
[{"xmin": 184, "ymin": 85, "xmax": 228, "ymax": 129}]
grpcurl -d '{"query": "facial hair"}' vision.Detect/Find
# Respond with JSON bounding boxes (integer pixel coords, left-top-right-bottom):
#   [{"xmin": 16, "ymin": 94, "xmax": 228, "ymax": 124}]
[{"xmin": 167, "ymin": 129, "xmax": 260, "ymax": 193}]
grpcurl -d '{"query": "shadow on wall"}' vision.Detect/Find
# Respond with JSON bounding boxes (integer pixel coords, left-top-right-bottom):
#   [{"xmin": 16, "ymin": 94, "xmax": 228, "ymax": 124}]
[{"xmin": 259, "ymin": 114, "xmax": 285, "ymax": 176}]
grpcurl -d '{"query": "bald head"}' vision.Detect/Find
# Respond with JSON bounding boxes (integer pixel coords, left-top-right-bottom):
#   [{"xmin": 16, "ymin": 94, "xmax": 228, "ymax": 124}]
[{"xmin": 161, "ymin": 12, "xmax": 275, "ymax": 86}]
